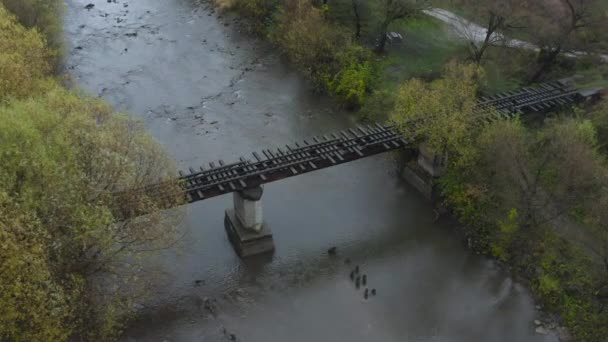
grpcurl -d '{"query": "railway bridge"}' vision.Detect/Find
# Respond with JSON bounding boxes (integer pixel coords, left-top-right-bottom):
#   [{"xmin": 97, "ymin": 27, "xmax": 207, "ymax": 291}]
[{"xmin": 121, "ymin": 80, "xmax": 601, "ymax": 257}]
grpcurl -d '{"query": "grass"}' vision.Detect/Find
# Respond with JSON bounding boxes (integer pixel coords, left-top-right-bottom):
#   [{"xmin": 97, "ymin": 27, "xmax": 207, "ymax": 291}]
[
  {"xmin": 372, "ymin": 15, "xmax": 524, "ymax": 95},
  {"xmin": 379, "ymin": 16, "xmax": 466, "ymax": 88}
]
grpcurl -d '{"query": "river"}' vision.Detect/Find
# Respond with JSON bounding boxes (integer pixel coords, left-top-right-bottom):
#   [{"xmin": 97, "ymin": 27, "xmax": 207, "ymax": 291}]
[{"xmin": 64, "ymin": 0, "xmax": 557, "ymax": 341}]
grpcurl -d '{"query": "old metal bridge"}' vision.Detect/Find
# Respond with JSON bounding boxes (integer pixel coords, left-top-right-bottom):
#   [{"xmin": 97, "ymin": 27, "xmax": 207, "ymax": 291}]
[
  {"xmin": 119, "ymin": 80, "xmax": 599, "ymax": 256},
  {"xmin": 131, "ymin": 80, "xmax": 595, "ymax": 207}
]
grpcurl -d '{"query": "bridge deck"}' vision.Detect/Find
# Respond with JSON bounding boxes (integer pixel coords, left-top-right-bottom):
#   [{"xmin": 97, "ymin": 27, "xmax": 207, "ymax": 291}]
[
  {"xmin": 117, "ymin": 80, "xmax": 596, "ymax": 216},
  {"xmin": 476, "ymin": 80, "xmax": 581, "ymax": 118},
  {"xmin": 145, "ymin": 124, "xmax": 408, "ymax": 205}
]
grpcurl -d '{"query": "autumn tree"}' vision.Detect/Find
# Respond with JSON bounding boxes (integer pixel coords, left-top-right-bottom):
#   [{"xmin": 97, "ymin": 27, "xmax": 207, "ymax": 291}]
[
  {"xmin": 527, "ymin": 0, "xmax": 606, "ymax": 82},
  {"xmin": 0, "ymin": 5, "xmax": 53, "ymax": 101},
  {"xmin": 0, "ymin": 87, "xmax": 184, "ymax": 340},
  {"xmin": 0, "ymin": 0, "xmax": 64, "ymax": 63},
  {"xmin": 270, "ymin": 0, "xmax": 351, "ymax": 84},
  {"xmin": 390, "ymin": 62, "xmax": 487, "ymax": 165},
  {"xmin": 0, "ymin": 5, "xmax": 184, "ymax": 337}
]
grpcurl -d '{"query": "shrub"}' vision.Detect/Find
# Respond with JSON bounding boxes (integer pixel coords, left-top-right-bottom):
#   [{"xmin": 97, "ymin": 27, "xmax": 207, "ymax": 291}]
[
  {"xmin": 0, "ymin": 0, "xmax": 64, "ymax": 57},
  {"xmin": 270, "ymin": 0, "xmax": 351, "ymax": 88},
  {"xmin": 0, "ymin": 86, "xmax": 183, "ymax": 340},
  {"xmin": 326, "ymin": 45, "xmax": 377, "ymax": 109},
  {"xmin": 0, "ymin": 4, "xmax": 53, "ymax": 101}
]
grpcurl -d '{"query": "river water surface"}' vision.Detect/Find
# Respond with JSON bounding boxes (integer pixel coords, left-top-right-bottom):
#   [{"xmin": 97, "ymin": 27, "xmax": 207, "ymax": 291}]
[{"xmin": 65, "ymin": 0, "xmax": 557, "ymax": 341}]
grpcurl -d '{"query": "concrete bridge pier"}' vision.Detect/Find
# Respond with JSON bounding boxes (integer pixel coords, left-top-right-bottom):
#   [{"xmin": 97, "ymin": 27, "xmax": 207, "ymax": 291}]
[{"xmin": 224, "ymin": 186, "xmax": 275, "ymax": 257}]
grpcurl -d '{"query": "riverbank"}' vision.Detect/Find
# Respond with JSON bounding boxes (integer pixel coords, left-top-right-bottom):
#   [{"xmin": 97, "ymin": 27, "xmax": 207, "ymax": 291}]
[{"xmin": 0, "ymin": 2, "xmax": 183, "ymax": 340}]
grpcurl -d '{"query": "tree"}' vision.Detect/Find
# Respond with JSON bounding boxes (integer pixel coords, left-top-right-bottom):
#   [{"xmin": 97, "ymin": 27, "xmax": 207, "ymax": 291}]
[
  {"xmin": 270, "ymin": 0, "xmax": 351, "ymax": 86},
  {"xmin": 0, "ymin": 4, "xmax": 53, "ymax": 101},
  {"xmin": 390, "ymin": 62, "xmax": 487, "ymax": 165},
  {"xmin": 0, "ymin": 0, "xmax": 64, "ymax": 63},
  {"xmin": 0, "ymin": 87, "xmax": 183, "ymax": 340},
  {"xmin": 452, "ymin": 0, "xmax": 530, "ymax": 63},
  {"xmin": 527, "ymin": 0, "xmax": 605, "ymax": 82},
  {"xmin": 375, "ymin": 0, "xmax": 427, "ymax": 53},
  {"xmin": 457, "ymin": 117, "xmax": 605, "ymax": 260}
]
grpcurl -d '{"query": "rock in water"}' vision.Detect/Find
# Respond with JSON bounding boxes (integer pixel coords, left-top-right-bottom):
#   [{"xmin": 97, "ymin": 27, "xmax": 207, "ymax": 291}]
[
  {"xmin": 327, "ymin": 246, "xmax": 337, "ymax": 255},
  {"xmin": 85, "ymin": 3, "xmax": 95, "ymax": 10},
  {"xmin": 535, "ymin": 326, "xmax": 548, "ymax": 335}
]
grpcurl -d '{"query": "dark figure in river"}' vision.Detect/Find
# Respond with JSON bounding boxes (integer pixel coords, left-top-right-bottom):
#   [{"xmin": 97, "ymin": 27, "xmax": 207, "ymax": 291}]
[
  {"xmin": 355, "ymin": 276, "xmax": 361, "ymax": 289},
  {"xmin": 362, "ymin": 275, "xmax": 367, "ymax": 286},
  {"xmin": 371, "ymin": 289, "xmax": 376, "ymax": 296},
  {"xmin": 354, "ymin": 265, "xmax": 359, "ymax": 274},
  {"xmin": 350, "ymin": 271, "xmax": 355, "ymax": 281},
  {"xmin": 345, "ymin": 258, "xmax": 351, "ymax": 265},
  {"xmin": 364, "ymin": 288, "xmax": 369, "ymax": 299},
  {"xmin": 327, "ymin": 246, "xmax": 337, "ymax": 255}
]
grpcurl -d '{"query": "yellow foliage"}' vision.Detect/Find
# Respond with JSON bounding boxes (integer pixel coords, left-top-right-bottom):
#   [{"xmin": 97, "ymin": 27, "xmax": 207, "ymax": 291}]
[
  {"xmin": 270, "ymin": 0, "xmax": 351, "ymax": 81},
  {"xmin": 0, "ymin": 4, "xmax": 53, "ymax": 101},
  {"xmin": 215, "ymin": 0, "xmax": 237, "ymax": 11},
  {"xmin": 0, "ymin": 5, "xmax": 182, "ymax": 339},
  {"xmin": 0, "ymin": 198, "xmax": 73, "ymax": 341},
  {"xmin": 0, "ymin": 85, "xmax": 183, "ymax": 340},
  {"xmin": 0, "ymin": 0, "xmax": 64, "ymax": 54},
  {"xmin": 390, "ymin": 62, "xmax": 487, "ymax": 165}
]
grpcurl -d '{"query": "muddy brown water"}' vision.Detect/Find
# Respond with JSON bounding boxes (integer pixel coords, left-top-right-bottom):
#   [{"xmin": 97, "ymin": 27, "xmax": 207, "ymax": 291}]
[{"xmin": 64, "ymin": 0, "xmax": 557, "ymax": 341}]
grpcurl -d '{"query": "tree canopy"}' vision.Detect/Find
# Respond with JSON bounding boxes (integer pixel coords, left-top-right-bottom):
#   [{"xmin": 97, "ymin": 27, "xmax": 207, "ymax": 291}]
[
  {"xmin": 390, "ymin": 62, "xmax": 487, "ymax": 165},
  {"xmin": 0, "ymin": 4, "xmax": 183, "ymax": 340}
]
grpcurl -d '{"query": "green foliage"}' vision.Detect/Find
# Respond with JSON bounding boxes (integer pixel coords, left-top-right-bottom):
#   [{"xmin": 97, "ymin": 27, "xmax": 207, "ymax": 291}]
[
  {"xmin": 326, "ymin": 45, "xmax": 378, "ymax": 109},
  {"xmin": 490, "ymin": 208, "xmax": 519, "ymax": 261},
  {"xmin": 390, "ymin": 62, "xmax": 487, "ymax": 165},
  {"xmin": 269, "ymin": 0, "xmax": 351, "ymax": 85},
  {"xmin": 0, "ymin": 0, "xmax": 64, "ymax": 64},
  {"xmin": 229, "ymin": 0, "xmax": 279, "ymax": 31},
  {"xmin": 0, "ymin": 200, "xmax": 73, "ymax": 341},
  {"xmin": 0, "ymin": 5, "xmax": 182, "ymax": 340},
  {"xmin": 0, "ymin": 86, "xmax": 182, "ymax": 340},
  {"xmin": 359, "ymin": 88, "xmax": 397, "ymax": 121},
  {"xmin": 0, "ymin": 4, "xmax": 53, "ymax": 102},
  {"xmin": 437, "ymin": 113, "xmax": 608, "ymax": 340},
  {"xmin": 588, "ymin": 100, "xmax": 608, "ymax": 154}
]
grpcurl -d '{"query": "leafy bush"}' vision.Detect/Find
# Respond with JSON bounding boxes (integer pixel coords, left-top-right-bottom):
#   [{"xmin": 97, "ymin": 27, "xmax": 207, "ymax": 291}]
[
  {"xmin": 326, "ymin": 45, "xmax": 377, "ymax": 109},
  {"xmin": 0, "ymin": 0, "xmax": 64, "ymax": 63},
  {"xmin": 390, "ymin": 62, "xmax": 486, "ymax": 165},
  {"xmin": 0, "ymin": 5, "xmax": 183, "ymax": 339},
  {"xmin": 0, "ymin": 5, "xmax": 53, "ymax": 102},
  {"xmin": 270, "ymin": 0, "xmax": 351, "ymax": 87},
  {"xmin": 0, "ymin": 86, "xmax": 183, "ymax": 340}
]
